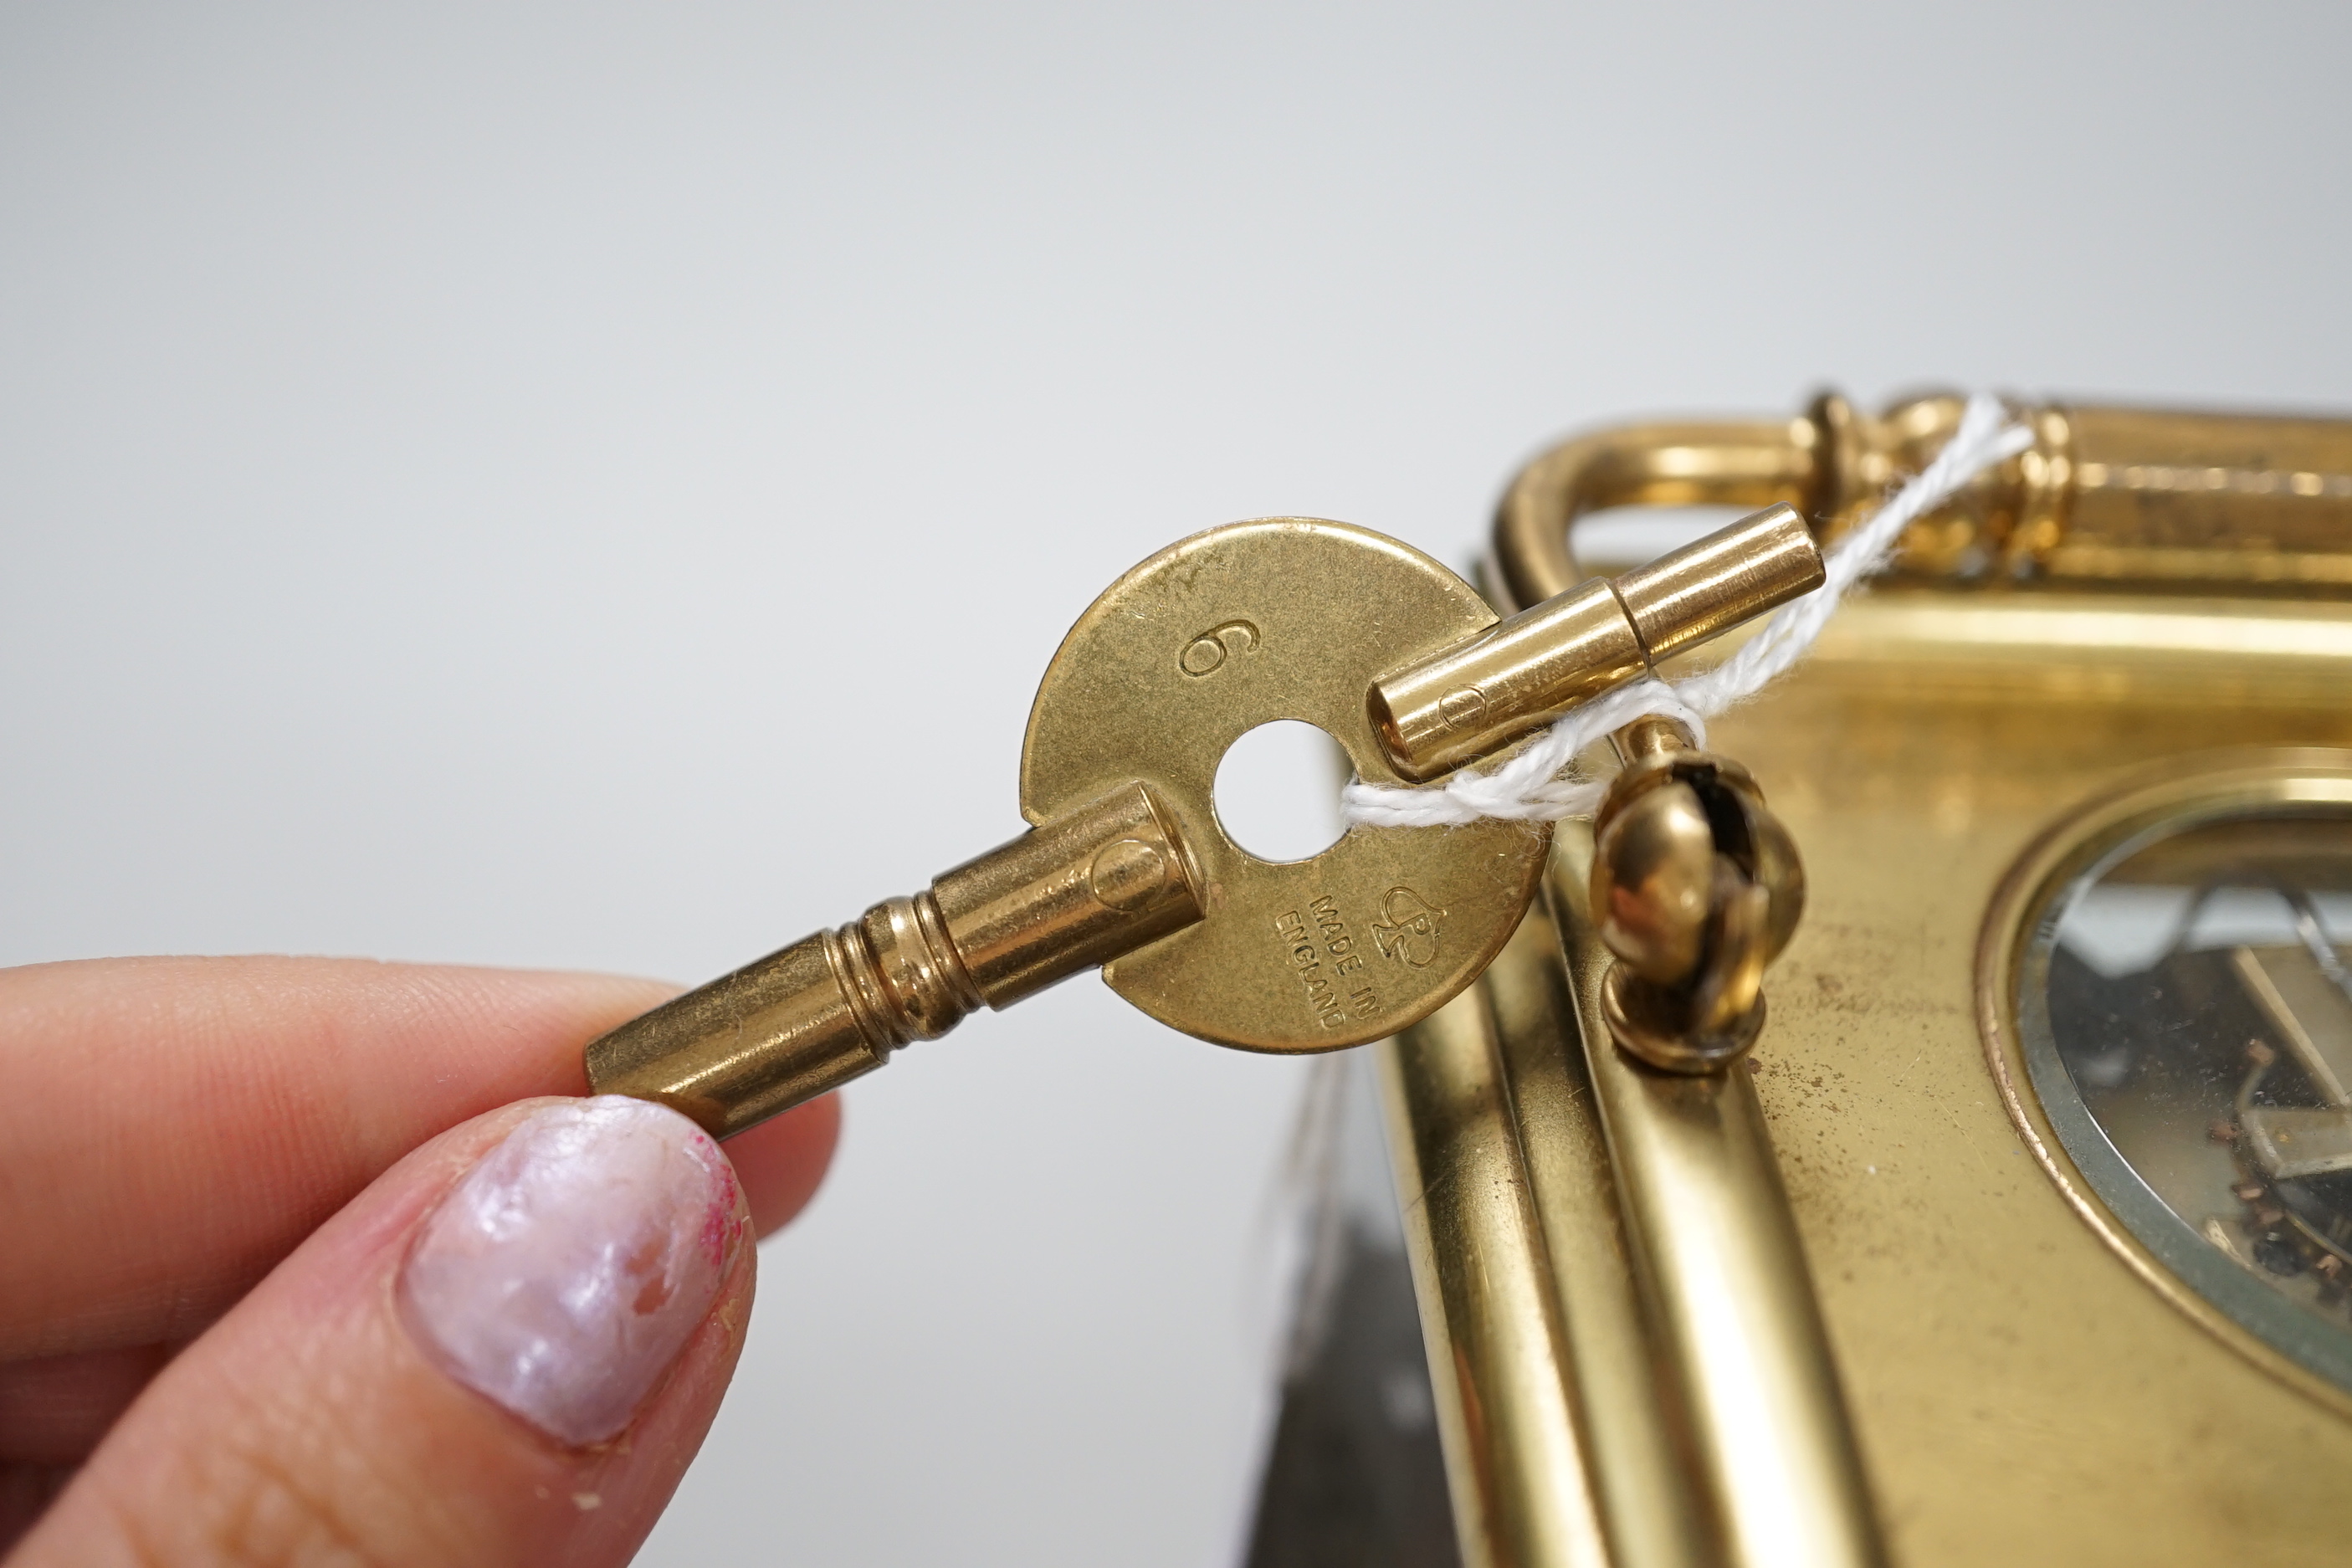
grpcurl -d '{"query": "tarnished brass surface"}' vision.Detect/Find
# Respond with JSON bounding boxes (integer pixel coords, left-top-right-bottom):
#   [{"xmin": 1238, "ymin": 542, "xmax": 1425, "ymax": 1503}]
[
  {"xmin": 1492, "ymin": 392, "xmax": 2352, "ymax": 607},
  {"xmin": 1022, "ymin": 519, "xmax": 1553, "ymax": 1052},
  {"xmin": 1701, "ymin": 608, "xmax": 2352, "ymax": 1565},
  {"xmin": 1393, "ymin": 612, "xmax": 2352, "ymax": 1564},
  {"xmin": 2037, "ymin": 407, "xmax": 2352, "ymax": 586},
  {"xmin": 586, "ymin": 781, "xmax": 1201, "ymax": 1136},
  {"xmin": 1371, "ymin": 504, "xmax": 1820, "ymax": 780},
  {"xmin": 1816, "ymin": 397, "xmax": 2352, "ymax": 584}
]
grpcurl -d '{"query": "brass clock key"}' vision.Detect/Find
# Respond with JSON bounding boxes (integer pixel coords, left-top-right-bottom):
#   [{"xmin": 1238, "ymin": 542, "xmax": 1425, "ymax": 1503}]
[
  {"xmin": 1017, "ymin": 518, "xmax": 1550, "ymax": 1053},
  {"xmin": 587, "ymin": 510, "xmax": 1818, "ymax": 1140}
]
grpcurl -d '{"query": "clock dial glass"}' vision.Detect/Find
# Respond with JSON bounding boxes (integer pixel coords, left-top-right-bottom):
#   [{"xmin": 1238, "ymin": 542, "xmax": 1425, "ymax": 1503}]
[{"xmin": 2019, "ymin": 802, "xmax": 2352, "ymax": 1391}]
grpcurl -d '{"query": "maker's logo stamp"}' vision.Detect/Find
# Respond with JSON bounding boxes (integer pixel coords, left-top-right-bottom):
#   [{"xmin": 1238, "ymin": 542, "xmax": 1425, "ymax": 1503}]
[{"xmin": 1371, "ymin": 886, "xmax": 1446, "ymax": 969}]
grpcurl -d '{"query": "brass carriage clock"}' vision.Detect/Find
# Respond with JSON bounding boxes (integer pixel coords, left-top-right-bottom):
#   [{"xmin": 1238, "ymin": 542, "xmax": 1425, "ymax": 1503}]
[{"xmin": 1252, "ymin": 392, "xmax": 2352, "ymax": 1568}]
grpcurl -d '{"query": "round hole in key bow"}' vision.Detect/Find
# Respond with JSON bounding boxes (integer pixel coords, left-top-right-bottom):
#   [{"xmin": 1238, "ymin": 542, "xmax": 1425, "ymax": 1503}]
[{"xmin": 1212, "ymin": 720, "xmax": 1350, "ymax": 863}]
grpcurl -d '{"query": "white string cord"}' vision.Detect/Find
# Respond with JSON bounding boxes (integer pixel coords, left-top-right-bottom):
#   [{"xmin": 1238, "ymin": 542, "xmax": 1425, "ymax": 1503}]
[{"xmin": 1340, "ymin": 393, "xmax": 2035, "ymax": 828}]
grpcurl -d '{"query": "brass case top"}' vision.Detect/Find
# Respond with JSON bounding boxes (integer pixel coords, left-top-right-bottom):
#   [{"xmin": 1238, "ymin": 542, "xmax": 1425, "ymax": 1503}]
[{"xmin": 1709, "ymin": 609, "xmax": 2352, "ymax": 1568}]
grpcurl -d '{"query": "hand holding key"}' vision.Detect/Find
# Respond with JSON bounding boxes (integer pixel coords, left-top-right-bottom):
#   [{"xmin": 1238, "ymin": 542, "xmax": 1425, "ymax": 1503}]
[{"xmin": 0, "ymin": 959, "xmax": 838, "ymax": 1566}]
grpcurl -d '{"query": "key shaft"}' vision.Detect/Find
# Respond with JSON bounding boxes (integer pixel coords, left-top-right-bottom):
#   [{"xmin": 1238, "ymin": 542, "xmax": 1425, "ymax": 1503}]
[{"xmin": 586, "ymin": 782, "xmax": 1201, "ymax": 1137}]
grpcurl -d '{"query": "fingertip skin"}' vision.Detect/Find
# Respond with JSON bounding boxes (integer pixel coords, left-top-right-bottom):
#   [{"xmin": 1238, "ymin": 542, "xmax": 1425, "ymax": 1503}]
[
  {"xmin": 725, "ymin": 1093, "xmax": 843, "ymax": 1237},
  {"xmin": 0, "ymin": 958, "xmax": 682, "ymax": 1360},
  {"xmin": 13, "ymin": 1099, "xmax": 761, "ymax": 1568}
]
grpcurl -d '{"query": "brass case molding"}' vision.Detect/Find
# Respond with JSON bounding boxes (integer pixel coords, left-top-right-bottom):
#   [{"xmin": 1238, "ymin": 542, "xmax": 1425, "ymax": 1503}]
[
  {"xmin": 1382, "ymin": 831, "xmax": 1883, "ymax": 1568},
  {"xmin": 1380, "ymin": 970, "xmax": 1615, "ymax": 1568},
  {"xmin": 1545, "ymin": 829, "xmax": 1882, "ymax": 1568}
]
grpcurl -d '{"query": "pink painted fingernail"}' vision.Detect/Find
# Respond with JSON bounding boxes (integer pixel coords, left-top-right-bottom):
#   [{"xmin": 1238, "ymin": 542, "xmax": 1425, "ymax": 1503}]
[{"xmin": 398, "ymin": 1096, "xmax": 744, "ymax": 1445}]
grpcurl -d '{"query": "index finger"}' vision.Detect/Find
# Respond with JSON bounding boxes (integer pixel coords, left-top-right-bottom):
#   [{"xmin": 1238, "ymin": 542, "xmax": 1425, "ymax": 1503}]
[{"xmin": 0, "ymin": 956, "xmax": 832, "ymax": 1361}]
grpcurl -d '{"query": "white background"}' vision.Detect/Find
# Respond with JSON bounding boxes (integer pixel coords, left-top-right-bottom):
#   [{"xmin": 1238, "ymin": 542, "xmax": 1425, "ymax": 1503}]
[{"xmin": 4, "ymin": 4, "xmax": 2348, "ymax": 1564}]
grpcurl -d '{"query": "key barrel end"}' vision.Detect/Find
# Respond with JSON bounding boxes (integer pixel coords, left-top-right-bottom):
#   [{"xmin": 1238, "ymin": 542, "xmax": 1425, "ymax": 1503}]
[{"xmin": 1371, "ymin": 502, "xmax": 1822, "ymax": 781}]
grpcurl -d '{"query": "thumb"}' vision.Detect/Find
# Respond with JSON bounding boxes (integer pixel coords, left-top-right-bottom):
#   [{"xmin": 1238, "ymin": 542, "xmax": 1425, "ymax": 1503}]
[{"xmin": 15, "ymin": 1097, "xmax": 756, "ymax": 1568}]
